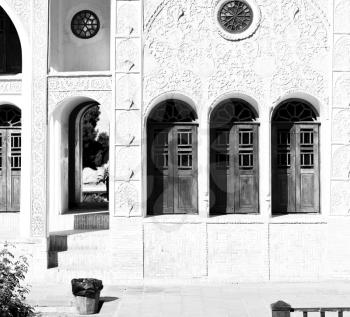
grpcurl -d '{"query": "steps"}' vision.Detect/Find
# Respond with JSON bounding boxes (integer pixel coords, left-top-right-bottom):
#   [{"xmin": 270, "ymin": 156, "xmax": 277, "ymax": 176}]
[{"xmin": 47, "ymin": 212, "xmax": 111, "ymax": 283}]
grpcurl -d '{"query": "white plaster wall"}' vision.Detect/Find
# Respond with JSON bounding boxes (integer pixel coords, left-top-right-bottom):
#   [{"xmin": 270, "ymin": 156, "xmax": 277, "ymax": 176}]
[{"xmin": 50, "ymin": 0, "xmax": 110, "ymax": 72}]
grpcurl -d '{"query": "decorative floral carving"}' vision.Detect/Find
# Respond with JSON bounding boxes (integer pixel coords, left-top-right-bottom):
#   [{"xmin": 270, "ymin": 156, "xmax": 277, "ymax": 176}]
[
  {"xmin": 0, "ymin": 79, "xmax": 21, "ymax": 95},
  {"xmin": 48, "ymin": 76, "xmax": 112, "ymax": 92}
]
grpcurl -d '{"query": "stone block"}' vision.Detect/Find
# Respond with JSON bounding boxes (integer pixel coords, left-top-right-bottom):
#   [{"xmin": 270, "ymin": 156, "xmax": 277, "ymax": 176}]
[
  {"xmin": 331, "ymin": 180, "xmax": 350, "ymax": 215},
  {"xmin": 115, "ymin": 110, "xmax": 141, "ymax": 146},
  {"xmin": 207, "ymin": 224, "xmax": 268, "ymax": 281},
  {"xmin": 332, "ymin": 109, "xmax": 350, "ymax": 144},
  {"xmin": 334, "ymin": 35, "xmax": 350, "ymax": 71},
  {"xmin": 333, "ymin": 73, "xmax": 350, "ymax": 108},
  {"xmin": 334, "ymin": 0, "xmax": 350, "ymax": 34},
  {"xmin": 116, "ymin": 1, "xmax": 140, "ymax": 37},
  {"xmin": 332, "ymin": 144, "xmax": 350, "ymax": 179},
  {"xmin": 115, "ymin": 146, "xmax": 142, "ymax": 181},
  {"xmin": 110, "ymin": 217, "xmax": 143, "ymax": 279},
  {"xmin": 114, "ymin": 180, "xmax": 142, "ymax": 216},
  {"xmin": 115, "ymin": 74, "xmax": 141, "ymax": 109},
  {"xmin": 116, "ymin": 38, "xmax": 140, "ymax": 73},
  {"xmin": 144, "ymin": 223, "xmax": 206, "ymax": 278},
  {"xmin": 269, "ymin": 224, "xmax": 326, "ymax": 281}
]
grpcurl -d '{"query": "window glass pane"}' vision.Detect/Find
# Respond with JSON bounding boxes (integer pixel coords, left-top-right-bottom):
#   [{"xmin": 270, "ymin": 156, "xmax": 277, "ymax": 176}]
[
  {"xmin": 10, "ymin": 133, "xmax": 21, "ymax": 170},
  {"xmin": 239, "ymin": 129, "xmax": 254, "ymax": 170},
  {"xmin": 277, "ymin": 129, "xmax": 291, "ymax": 168},
  {"xmin": 153, "ymin": 130, "xmax": 168, "ymax": 170},
  {"xmin": 177, "ymin": 129, "xmax": 193, "ymax": 170},
  {"xmin": 300, "ymin": 129, "xmax": 314, "ymax": 169}
]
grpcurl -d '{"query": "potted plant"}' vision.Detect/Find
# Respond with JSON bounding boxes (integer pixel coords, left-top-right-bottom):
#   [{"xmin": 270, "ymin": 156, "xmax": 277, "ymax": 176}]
[{"xmin": 71, "ymin": 278, "xmax": 103, "ymax": 315}]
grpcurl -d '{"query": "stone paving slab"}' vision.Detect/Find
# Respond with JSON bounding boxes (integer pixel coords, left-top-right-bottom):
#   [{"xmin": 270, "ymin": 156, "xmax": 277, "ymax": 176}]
[{"xmin": 27, "ymin": 281, "xmax": 350, "ymax": 317}]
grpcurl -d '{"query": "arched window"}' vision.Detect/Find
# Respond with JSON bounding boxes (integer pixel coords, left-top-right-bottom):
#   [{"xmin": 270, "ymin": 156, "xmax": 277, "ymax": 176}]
[
  {"xmin": 147, "ymin": 100, "xmax": 198, "ymax": 215},
  {"xmin": 271, "ymin": 99, "xmax": 319, "ymax": 214},
  {"xmin": 0, "ymin": 6, "xmax": 22, "ymax": 74},
  {"xmin": 210, "ymin": 99, "xmax": 259, "ymax": 214},
  {"xmin": 68, "ymin": 102, "xmax": 109, "ymax": 210},
  {"xmin": 0, "ymin": 105, "xmax": 21, "ymax": 212}
]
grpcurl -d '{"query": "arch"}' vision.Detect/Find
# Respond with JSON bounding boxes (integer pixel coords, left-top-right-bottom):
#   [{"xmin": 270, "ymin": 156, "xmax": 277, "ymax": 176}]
[
  {"xmin": 210, "ymin": 98, "xmax": 258, "ymax": 125},
  {"xmin": 209, "ymin": 92, "xmax": 260, "ymax": 121},
  {"xmin": 0, "ymin": 5, "xmax": 22, "ymax": 74},
  {"xmin": 209, "ymin": 98, "xmax": 259, "ymax": 214},
  {"xmin": 147, "ymin": 98, "xmax": 198, "ymax": 215},
  {"xmin": 272, "ymin": 98, "xmax": 318, "ymax": 122},
  {"xmin": 145, "ymin": 92, "xmax": 199, "ymax": 125},
  {"xmin": 148, "ymin": 99, "xmax": 198, "ymax": 123},
  {"xmin": 49, "ymin": 96, "xmax": 110, "ymax": 219},
  {"xmin": 271, "ymin": 98, "xmax": 320, "ymax": 214},
  {"xmin": 271, "ymin": 92, "xmax": 321, "ymax": 121}
]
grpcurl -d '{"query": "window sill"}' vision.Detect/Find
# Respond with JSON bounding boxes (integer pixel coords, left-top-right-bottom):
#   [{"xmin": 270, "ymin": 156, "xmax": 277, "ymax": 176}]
[
  {"xmin": 143, "ymin": 214, "xmax": 203, "ymax": 224},
  {"xmin": 269, "ymin": 213, "xmax": 327, "ymax": 224},
  {"xmin": 207, "ymin": 214, "xmax": 264, "ymax": 224},
  {"xmin": 0, "ymin": 74, "xmax": 22, "ymax": 80},
  {"xmin": 47, "ymin": 70, "xmax": 112, "ymax": 78}
]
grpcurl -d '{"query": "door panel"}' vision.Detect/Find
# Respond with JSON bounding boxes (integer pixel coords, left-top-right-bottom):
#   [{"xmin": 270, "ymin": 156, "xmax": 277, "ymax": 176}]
[
  {"xmin": 0, "ymin": 131, "xmax": 6, "ymax": 210},
  {"xmin": 295, "ymin": 125, "xmax": 319, "ymax": 212},
  {"xmin": 210, "ymin": 128, "xmax": 234, "ymax": 214},
  {"xmin": 148, "ymin": 127, "xmax": 173, "ymax": 214},
  {"xmin": 7, "ymin": 131, "xmax": 21, "ymax": 211},
  {"xmin": 272, "ymin": 125, "xmax": 296, "ymax": 213},
  {"xmin": 148, "ymin": 125, "xmax": 198, "ymax": 214},
  {"xmin": 174, "ymin": 126, "xmax": 197, "ymax": 214},
  {"xmin": 234, "ymin": 125, "xmax": 259, "ymax": 213}
]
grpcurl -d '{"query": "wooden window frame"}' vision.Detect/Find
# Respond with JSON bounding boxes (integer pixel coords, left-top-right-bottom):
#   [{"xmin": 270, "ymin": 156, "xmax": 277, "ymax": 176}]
[
  {"xmin": 210, "ymin": 122, "xmax": 259, "ymax": 215},
  {"xmin": 272, "ymin": 121, "xmax": 320, "ymax": 214},
  {"xmin": 147, "ymin": 123, "xmax": 198, "ymax": 215}
]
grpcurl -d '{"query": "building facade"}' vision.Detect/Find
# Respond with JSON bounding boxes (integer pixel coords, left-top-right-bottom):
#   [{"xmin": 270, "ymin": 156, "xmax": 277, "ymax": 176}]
[{"xmin": 0, "ymin": 0, "xmax": 349, "ymax": 283}]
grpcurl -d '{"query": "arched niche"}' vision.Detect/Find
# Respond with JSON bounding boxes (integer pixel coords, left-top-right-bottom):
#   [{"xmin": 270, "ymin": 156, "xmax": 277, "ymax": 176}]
[
  {"xmin": 0, "ymin": 6, "xmax": 22, "ymax": 74},
  {"xmin": 49, "ymin": 97, "xmax": 110, "ymax": 216}
]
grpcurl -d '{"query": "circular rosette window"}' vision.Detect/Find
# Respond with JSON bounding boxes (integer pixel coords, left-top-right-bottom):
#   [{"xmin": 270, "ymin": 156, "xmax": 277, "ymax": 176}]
[
  {"xmin": 71, "ymin": 10, "xmax": 100, "ymax": 39},
  {"xmin": 214, "ymin": 0, "xmax": 261, "ymax": 41}
]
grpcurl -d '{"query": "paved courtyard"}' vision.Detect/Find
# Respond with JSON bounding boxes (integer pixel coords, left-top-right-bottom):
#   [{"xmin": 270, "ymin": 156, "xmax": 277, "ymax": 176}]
[{"xmin": 27, "ymin": 281, "xmax": 350, "ymax": 316}]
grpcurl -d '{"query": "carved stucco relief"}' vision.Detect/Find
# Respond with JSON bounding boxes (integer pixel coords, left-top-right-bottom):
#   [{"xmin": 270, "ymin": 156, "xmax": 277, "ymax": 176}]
[
  {"xmin": 0, "ymin": 79, "xmax": 21, "ymax": 95},
  {"xmin": 2, "ymin": 0, "xmax": 31, "ymax": 34},
  {"xmin": 31, "ymin": 0, "xmax": 48, "ymax": 237},
  {"xmin": 144, "ymin": 0, "xmax": 330, "ymax": 114}
]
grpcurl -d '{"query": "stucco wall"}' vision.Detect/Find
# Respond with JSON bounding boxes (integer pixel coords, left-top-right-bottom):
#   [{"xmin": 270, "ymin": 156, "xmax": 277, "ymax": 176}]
[{"xmin": 50, "ymin": 0, "xmax": 110, "ymax": 72}]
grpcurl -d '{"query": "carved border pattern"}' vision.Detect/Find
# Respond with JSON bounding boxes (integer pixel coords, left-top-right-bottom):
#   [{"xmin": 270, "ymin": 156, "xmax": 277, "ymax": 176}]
[
  {"xmin": 2, "ymin": 0, "xmax": 31, "ymax": 34},
  {"xmin": 0, "ymin": 79, "xmax": 22, "ymax": 95},
  {"xmin": 31, "ymin": 0, "xmax": 48, "ymax": 237}
]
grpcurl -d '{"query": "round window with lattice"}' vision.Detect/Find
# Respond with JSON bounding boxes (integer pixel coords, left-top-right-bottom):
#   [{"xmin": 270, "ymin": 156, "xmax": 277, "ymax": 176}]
[
  {"xmin": 218, "ymin": 1, "xmax": 253, "ymax": 33},
  {"xmin": 214, "ymin": 0, "xmax": 261, "ymax": 41},
  {"xmin": 71, "ymin": 10, "xmax": 100, "ymax": 39}
]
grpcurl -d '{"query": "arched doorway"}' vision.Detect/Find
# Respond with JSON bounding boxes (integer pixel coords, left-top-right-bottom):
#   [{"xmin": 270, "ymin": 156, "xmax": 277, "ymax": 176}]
[
  {"xmin": 271, "ymin": 99, "xmax": 320, "ymax": 214},
  {"xmin": 0, "ymin": 6, "xmax": 22, "ymax": 74},
  {"xmin": 210, "ymin": 99, "xmax": 259, "ymax": 214},
  {"xmin": 147, "ymin": 99, "xmax": 198, "ymax": 215},
  {"xmin": 0, "ymin": 105, "xmax": 21, "ymax": 212},
  {"xmin": 68, "ymin": 102, "xmax": 109, "ymax": 210}
]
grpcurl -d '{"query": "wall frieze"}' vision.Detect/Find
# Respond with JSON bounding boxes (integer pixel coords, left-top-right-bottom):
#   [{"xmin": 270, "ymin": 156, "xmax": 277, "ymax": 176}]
[
  {"xmin": 48, "ymin": 76, "xmax": 112, "ymax": 92},
  {"xmin": 0, "ymin": 79, "xmax": 22, "ymax": 95}
]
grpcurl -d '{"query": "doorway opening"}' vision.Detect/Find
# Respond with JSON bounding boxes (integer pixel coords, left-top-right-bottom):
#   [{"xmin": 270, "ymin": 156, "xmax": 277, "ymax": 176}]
[{"xmin": 68, "ymin": 102, "xmax": 109, "ymax": 212}]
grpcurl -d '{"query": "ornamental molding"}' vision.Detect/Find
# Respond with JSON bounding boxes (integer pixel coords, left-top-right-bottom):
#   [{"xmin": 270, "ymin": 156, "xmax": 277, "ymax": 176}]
[
  {"xmin": 48, "ymin": 90, "xmax": 112, "ymax": 116},
  {"xmin": 2, "ymin": 0, "xmax": 31, "ymax": 35},
  {"xmin": 48, "ymin": 76, "xmax": 112, "ymax": 92},
  {"xmin": 0, "ymin": 79, "xmax": 22, "ymax": 95},
  {"xmin": 213, "ymin": 0, "xmax": 261, "ymax": 41}
]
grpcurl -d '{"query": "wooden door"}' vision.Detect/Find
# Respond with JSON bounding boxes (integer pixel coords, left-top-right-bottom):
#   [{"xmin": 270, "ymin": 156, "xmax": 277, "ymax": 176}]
[
  {"xmin": 210, "ymin": 124, "xmax": 258, "ymax": 214},
  {"xmin": 210, "ymin": 128, "xmax": 234, "ymax": 214},
  {"xmin": 0, "ymin": 129, "xmax": 21, "ymax": 212},
  {"xmin": 148, "ymin": 125, "xmax": 197, "ymax": 214},
  {"xmin": 272, "ymin": 124, "xmax": 296, "ymax": 213},
  {"xmin": 295, "ymin": 124, "xmax": 319, "ymax": 213},
  {"xmin": 233, "ymin": 124, "xmax": 259, "ymax": 213},
  {"xmin": 174, "ymin": 126, "xmax": 197, "ymax": 214}
]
